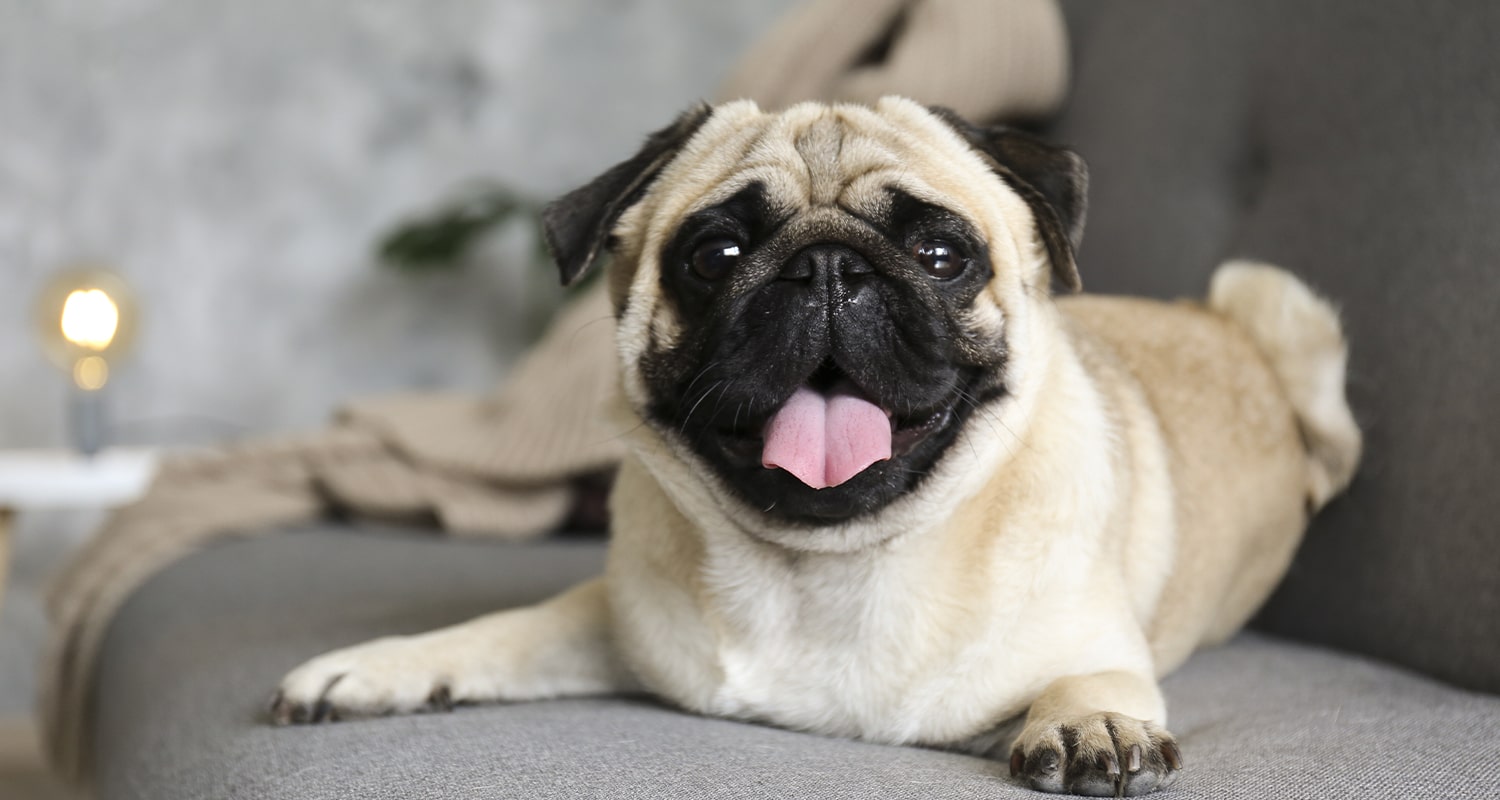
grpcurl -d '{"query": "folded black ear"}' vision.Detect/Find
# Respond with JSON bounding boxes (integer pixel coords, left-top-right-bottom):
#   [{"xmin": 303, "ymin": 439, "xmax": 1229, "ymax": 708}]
[
  {"xmin": 542, "ymin": 104, "xmax": 713, "ymax": 285},
  {"xmin": 928, "ymin": 107, "xmax": 1088, "ymax": 292}
]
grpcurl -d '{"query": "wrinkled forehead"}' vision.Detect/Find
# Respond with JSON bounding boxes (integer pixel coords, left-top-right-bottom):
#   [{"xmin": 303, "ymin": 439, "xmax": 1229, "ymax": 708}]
[{"xmin": 641, "ymin": 99, "xmax": 1021, "ymax": 236}]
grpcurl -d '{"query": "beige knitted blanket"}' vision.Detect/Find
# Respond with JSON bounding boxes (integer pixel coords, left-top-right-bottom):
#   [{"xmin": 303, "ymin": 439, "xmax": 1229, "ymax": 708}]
[{"xmin": 41, "ymin": 0, "xmax": 1069, "ymax": 781}]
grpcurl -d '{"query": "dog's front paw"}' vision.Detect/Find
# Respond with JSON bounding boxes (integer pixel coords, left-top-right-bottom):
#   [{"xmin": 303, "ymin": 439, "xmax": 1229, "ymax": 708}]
[
  {"xmin": 270, "ymin": 635, "xmax": 464, "ymax": 724},
  {"xmin": 1008, "ymin": 712, "xmax": 1183, "ymax": 796}
]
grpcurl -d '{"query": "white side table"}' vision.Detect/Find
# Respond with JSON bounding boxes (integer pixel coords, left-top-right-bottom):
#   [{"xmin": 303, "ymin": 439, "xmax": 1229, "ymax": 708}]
[
  {"xmin": 0, "ymin": 449, "xmax": 157, "ymax": 789},
  {"xmin": 0, "ymin": 449, "xmax": 158, "ymax": 617}
]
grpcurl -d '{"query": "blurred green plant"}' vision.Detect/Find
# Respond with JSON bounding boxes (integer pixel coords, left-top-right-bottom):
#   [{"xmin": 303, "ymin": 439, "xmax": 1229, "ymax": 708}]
[{"xmin": 377, "ymin": 183, "xmax": 556, "ymax": 276}]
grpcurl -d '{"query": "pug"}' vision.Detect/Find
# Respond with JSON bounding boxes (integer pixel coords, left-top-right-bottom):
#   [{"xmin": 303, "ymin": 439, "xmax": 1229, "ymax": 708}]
[{"xmin": 272, "ymin": 97, "xmax": 1360, "ymax": 796}]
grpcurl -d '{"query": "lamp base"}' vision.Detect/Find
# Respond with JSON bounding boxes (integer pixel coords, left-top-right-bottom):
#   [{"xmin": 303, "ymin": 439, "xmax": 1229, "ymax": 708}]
[{"xmin": 69, "ymin": 389, "xmax": 106, "ymax": 457}]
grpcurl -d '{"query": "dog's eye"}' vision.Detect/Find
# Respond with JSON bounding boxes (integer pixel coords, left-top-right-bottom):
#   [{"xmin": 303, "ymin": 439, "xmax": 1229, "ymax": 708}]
[
  {"xmin": 690, "ymin": 238, "xmax": 742, "ymax": 281},
  {"xmin": 914, "ymin": 240, "xmax": 965, "ymax": 279}
]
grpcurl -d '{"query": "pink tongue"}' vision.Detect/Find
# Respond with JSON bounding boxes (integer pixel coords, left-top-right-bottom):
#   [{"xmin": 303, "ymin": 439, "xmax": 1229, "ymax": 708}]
[{"xmin": 762, "ymin": 382, "xmax": 893, "ymax": 489}]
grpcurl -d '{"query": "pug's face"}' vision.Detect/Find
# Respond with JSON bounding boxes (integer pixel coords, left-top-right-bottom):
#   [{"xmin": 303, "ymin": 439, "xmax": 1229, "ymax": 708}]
[{"xmin": 545, "ymin": 98, "xmax": 1086, "ymax": 529}]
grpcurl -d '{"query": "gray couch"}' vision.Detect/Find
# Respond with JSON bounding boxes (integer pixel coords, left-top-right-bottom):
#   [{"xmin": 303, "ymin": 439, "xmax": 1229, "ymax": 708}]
[
  {"xmin": 96, "ymin": 528, "xmax": 1498, "ymax": 799},
  {"xmin": 88, "ymin": 1, "xmax": 1500, "ymax": 797}
]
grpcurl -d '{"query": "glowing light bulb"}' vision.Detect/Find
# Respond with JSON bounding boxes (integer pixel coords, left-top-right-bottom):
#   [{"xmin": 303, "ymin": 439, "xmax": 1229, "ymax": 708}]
[{"xmin": 60, "ymin": 288, "xmax": 121, "ymax": 350}]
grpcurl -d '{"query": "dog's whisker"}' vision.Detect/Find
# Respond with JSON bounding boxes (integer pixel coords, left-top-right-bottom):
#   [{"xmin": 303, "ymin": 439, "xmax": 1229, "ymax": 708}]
[
  {"xmin": 680, "ymin": 362, "xmax": 722, "ymax": 406},
  {"xmin": 592, "ymin": 418, "xmax": 648, "ymax": 447},
  {"xmin": 692, "ymin": 382, "xmax": 736, "ymax": 449},
  {"xmin": 680, "ymin": 380, "xmax": 725, "ymax": 436}
]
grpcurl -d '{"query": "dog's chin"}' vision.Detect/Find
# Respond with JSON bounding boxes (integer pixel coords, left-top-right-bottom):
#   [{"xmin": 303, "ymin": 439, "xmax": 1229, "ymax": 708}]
[{"xmin": 702, "ymin": 402, "xmax": 963, "ymax": 526}]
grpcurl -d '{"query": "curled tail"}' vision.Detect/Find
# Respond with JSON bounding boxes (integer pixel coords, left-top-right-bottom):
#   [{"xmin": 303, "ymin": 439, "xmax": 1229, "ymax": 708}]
[{"xmin": 1209, "ymin": 260, "xmax": 1362, "ymax": 510}]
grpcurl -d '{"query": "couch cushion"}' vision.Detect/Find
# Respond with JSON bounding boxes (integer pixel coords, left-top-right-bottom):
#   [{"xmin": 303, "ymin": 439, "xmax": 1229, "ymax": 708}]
[
  {"xmin": 92, "ymin": 526, "xmax": 1500, "ymax": 799},
  {"xmin": 1051, "ymin": 0, "xmax": 1500, "ymax": 694}
]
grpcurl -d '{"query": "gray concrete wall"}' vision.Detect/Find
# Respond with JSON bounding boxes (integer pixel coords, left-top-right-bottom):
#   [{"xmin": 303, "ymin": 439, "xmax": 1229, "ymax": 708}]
[{"xmin": 0, "ymin": 0, "xmax": 797, "ymax": 449}]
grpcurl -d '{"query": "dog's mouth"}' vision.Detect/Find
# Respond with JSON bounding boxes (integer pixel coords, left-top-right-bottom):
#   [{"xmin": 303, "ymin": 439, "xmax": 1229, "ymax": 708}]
[{"xmin": 715, "ymin": 362, "xmax": 955, "ymax": 490}]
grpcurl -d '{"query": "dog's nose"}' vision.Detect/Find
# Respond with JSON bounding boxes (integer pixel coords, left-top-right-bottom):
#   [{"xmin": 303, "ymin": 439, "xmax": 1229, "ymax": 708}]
[{"xmin": 780, "ymin": 244, "xmax": 874, "ymax": 281}]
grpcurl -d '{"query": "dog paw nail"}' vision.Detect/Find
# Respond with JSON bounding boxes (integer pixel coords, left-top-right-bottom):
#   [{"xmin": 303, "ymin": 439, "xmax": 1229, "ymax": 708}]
[
  {"xmin": 1102, "ymin": 750, "xmax": 1120, "ymax": 777},
  {"xmin": 1029, "ymin": 748, "xmax": 1061, "ymax": 775},
  {"xmin": 1163, "ymin": 741, "xmax": 1184, "ymax": 770},
  {"xmin": 1128, "ymin": 744, "xmax": 1142, "ymax": 772}
]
